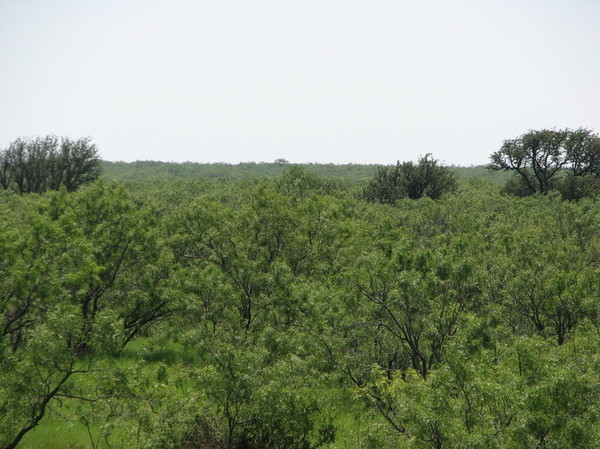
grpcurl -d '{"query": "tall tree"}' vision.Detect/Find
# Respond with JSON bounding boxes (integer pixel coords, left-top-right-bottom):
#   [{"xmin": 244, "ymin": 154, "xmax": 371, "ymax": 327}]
[
  {"xmin": 489, "ymin": 128, "xmax": 600, "ymax": 196},
  {"xmin": 0, "ymin": 136, "xmax": 101, "ymax": 193}
]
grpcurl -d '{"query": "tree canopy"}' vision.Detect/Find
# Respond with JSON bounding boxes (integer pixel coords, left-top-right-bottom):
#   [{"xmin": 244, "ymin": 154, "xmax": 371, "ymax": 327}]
[
  {"xmin": 489, "ymin": 128, "xmax": 600, "ymax": 197},
  {"xmin": 0, "ymin": 136, "xmax": 101, "ymax": 193},
  {"xmin": 5, "ymin": 156, "xmax": 600, "ymax": 449}
]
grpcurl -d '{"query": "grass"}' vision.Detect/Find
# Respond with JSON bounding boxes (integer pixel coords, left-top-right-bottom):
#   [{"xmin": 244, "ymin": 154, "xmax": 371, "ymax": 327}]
[
  {"xmin": 19, "ymin": 418, "xmax": 100, "ymax": 449},
  {"xmin": 119, "ymin": 337, "xmax": 199, "ymax": 366},
  {"xmin": 14, "ymin": 338, "xmax": 394, "ymax": 449}
]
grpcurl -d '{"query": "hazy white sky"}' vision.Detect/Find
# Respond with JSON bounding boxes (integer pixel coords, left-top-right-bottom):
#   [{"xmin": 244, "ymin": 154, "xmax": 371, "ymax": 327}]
[{"xmin": 1, "ymin": 0, "xmax": 599, "ymax": 165}]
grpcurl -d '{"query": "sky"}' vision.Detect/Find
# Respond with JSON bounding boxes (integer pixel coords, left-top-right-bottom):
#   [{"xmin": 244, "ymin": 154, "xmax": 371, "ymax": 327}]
[{"xmin": 1, "ymin": 0, "xmax": 599, "ymax": 166}]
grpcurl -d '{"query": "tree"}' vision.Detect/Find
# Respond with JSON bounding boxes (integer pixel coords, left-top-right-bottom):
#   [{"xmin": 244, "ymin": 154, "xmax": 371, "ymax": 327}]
[
  {"xmin": 161, "ymin": 186, "xmax": 338, "ymax": 449},
  {"xmin": 489, "ymin": 128, "xmax": 600, "ymax": 196},
  {"xmin": 0, "ymin": 136, "xmax": 101, "ymax": 193},
  {"xmin": 368, "ymin": 331, "xmax": 600, "ymax": 449},
  {"xmin": 0, "ymin": 183, "xmax": 170, "ymax": 449},
  {"xmin": 364, "ymin": 154, "xmax": 457, "ymax": 204}
]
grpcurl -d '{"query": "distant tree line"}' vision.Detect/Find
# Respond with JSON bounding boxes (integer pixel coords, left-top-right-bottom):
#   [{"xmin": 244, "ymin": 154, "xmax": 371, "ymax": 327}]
[
  {"xmin": 362, "ymin": 127, "xmax": 600, "ymax": 205},
  {"xmin": 0, "ymin": 136, "xmax": 101, "ymax": 194}
]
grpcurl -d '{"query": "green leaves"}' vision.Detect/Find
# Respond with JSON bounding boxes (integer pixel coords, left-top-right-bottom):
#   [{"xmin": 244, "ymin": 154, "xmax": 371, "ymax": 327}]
[
  {"xmin": 0, "ymin": 182, "xmax": 171, "ymax": 449},
  {"xmin": 364, "ymin": 154, "xmax": 457, "ymax": 204},
  {"xmin": 0, "ymin": 136, "xmax": 101, "ymax": 194},
  {"xmin": 490, "ymin": 128, "xmax": 600, "ymax": 198},
  {"xmin": 367, "ymin": 331, "xmax": 600, "ymax": 449},
  {"xmin": 6, "ymin": 171, "xmax": 600, "ymax": 449}
]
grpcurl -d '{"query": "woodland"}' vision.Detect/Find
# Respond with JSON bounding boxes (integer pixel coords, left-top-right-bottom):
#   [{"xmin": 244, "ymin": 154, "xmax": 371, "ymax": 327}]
[{"xmin": 3, "ymin": 130, "xmax": 600, "ymax": 449}]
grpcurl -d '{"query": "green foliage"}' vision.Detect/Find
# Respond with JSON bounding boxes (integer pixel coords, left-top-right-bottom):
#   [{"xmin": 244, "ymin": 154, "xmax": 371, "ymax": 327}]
[
  {"xmin": 343, "ymin": 241, "xmax": 479, "ymax": 381},
  {"xmin": 5, "ymin": 169, "xmax": 600, "ymax": 449},
  {"xmin": 0, "ymin": 183, "xmax": 169, "ymax": 449},
  {"xmin": 490, "ymin": 128, "xmax": 600, "ymax": 197},
  {"xmin": 101, "ymin": 160, "xmax": 510, "ymax": 190},
  {"xmin": 557, "ymin": 173, "xmax": 600, "ymax": 200},
  {"xmin": 363, "ymin": 154, "xmax": 457, "ymax": 204},
  {"xmin": 374, "ymin": 328, "xmax": 600, "ymax": 449},
  {"xmin": 101, "ymin": 160, "xmax": 378, "ymax": 182},
  {"xmin": 0, "ymin": 136, "xmax": 101, "ymax": 193}
]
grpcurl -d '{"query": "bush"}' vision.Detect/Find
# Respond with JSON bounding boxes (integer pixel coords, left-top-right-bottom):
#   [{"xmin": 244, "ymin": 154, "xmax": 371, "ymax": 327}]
[
  {"xmin": 363, "ymin": 154, "xmax": 456, "ymax": 204},
  {"xmin": 557, "ymin": 174, "xmax": 600, "ymax": 201},
  {"xmin": 501, "ymin": 176, "xmax": 537, "ymax": 197}
]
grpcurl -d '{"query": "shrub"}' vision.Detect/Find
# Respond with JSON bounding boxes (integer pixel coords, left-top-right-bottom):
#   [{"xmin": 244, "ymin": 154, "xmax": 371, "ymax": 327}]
[{"xmin": 363, "ymin": 154, "xmax": 456, "ymax": 204}]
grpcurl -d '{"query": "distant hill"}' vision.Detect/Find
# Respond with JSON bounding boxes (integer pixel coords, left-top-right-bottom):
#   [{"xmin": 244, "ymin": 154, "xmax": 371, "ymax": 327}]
[{"xmin": 101, "ymin": 160, "xmax": 511, "ymax": 186}]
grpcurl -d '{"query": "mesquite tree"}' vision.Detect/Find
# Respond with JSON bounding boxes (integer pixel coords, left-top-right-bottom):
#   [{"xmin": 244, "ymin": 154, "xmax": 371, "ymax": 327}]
[{"xmin": 489, "ymin": 128, "xmax": 600, "ymax": 196}]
